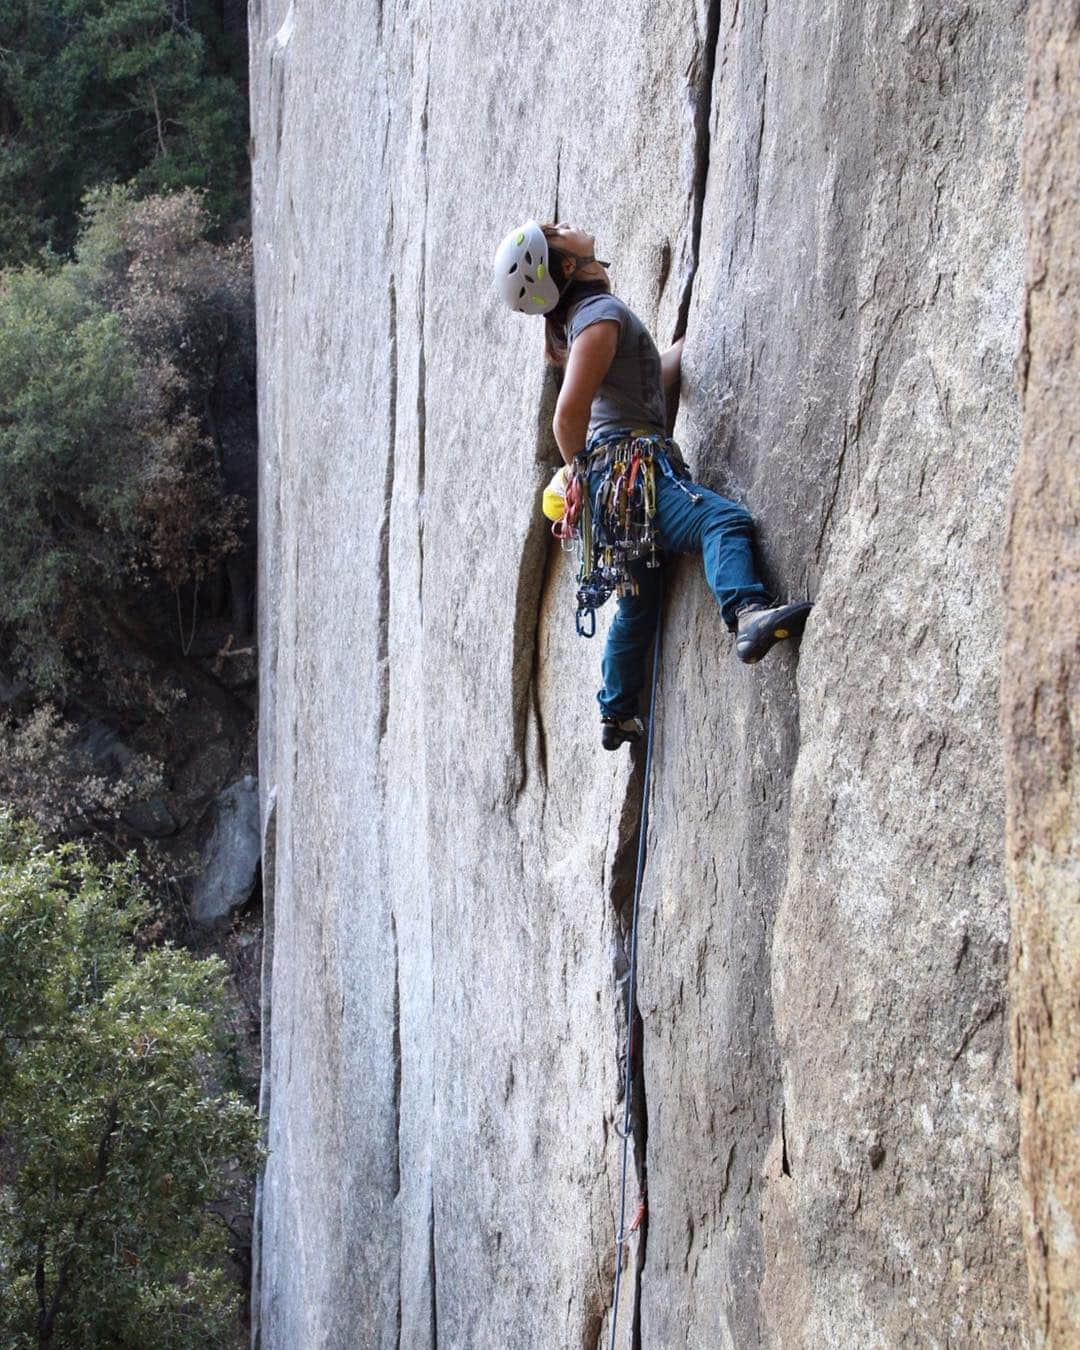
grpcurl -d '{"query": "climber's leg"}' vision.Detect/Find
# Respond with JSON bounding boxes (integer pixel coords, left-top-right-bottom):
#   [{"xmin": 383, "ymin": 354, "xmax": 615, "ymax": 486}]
[
  {"xmin": 597, "ymin": 556, "xmax": 662, "ymax": 722},
  {"xmin": 654, "ymin": 475, "xmax": 770, "ymax": 628}
]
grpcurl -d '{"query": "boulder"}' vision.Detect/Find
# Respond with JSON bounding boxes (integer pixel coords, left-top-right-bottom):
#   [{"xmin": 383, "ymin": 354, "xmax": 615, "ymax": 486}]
[{"xmin": 191, "ymin": 775, "xmax": 260, "ymax": 926}]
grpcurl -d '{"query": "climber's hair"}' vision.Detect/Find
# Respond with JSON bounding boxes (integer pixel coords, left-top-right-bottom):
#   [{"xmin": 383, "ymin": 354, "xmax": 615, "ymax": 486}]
[{"xmin": 541, "ymin": 223, "xmax": 611, "ymax": 368}]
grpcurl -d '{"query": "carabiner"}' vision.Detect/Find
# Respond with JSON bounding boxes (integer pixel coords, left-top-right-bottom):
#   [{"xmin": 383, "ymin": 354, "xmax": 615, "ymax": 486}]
[{"xmin": 576, "ymin": 606, "xmax": 597, "ymax": 639}]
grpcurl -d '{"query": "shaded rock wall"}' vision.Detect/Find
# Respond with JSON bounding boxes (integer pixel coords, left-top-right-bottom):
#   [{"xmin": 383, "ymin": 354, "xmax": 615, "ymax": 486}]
[
  {"xmin": 1005, "ymin": 3, "xmax": 1080, "ymax": 1344},
  {"xmin": 250, "ymin": 1, "xmax": 1047, "ymax": 1345}
]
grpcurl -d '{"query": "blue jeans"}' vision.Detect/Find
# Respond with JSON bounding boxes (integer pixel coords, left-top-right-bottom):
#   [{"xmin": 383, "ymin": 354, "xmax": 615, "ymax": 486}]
[{"xmin": 591, "ymin": 468, "xmax": 770, "ymax": 718}]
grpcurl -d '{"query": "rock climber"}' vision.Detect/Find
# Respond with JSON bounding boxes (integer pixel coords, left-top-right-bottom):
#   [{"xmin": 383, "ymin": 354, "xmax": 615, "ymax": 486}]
[{"xmin": 493, "ymin": 219, "xmax": 812, "ymax": 751}]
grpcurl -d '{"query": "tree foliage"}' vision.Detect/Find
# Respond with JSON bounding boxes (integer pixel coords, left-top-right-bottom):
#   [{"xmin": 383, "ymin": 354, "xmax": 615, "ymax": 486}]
[
  {"xmin": 0, "ymin": 814, "xmax": 261, "ymax": 1347},
  {"xmin": 0, "ymin": 704, "xmax": 165, "ymax": 841},
  {"xmin": 0, "ymin": 0, "xmax": 248, "ymax": 266},
  {"xmin": 0, "ymin": 185, "xmax": 249, "ymax": 697}
]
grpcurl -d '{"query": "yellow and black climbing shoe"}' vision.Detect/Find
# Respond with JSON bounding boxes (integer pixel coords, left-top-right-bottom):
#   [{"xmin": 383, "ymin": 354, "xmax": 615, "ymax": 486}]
[
  {"xmin": 735, "ymin": 600, "xmax": 814, "ymax": 664},
  {"xmin": 601, "ymin": 715, "xmax": 646, "ymax": 751}
]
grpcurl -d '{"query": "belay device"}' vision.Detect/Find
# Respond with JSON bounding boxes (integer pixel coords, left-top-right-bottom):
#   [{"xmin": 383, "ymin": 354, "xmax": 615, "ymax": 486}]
[{"xmin": 552, "ymin": 431, "xmax": 698, "ymax": 636}]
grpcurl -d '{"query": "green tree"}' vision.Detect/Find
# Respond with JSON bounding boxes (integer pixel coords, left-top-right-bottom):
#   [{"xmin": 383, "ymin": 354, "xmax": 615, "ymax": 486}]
[
  {"xmin": 0, "ymin": 814, "xmax": 261, "ymax": 1347},
  {"xmin": 0, "ymin": 186, "xmax": 248, "ymax": 701},
  {"xmin": 0, "ymin": 0, "xmax": 248, "ymax": 267}
]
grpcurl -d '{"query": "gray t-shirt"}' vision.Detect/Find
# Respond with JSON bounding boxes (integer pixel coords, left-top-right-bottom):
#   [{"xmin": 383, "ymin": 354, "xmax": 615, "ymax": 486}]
[{"xmin": 566, "ymin": 292, "xmax": 667, "ymax": 440}]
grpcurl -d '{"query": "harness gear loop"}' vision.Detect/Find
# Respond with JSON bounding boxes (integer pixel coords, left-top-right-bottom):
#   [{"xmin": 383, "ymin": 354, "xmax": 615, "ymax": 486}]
[{"xmin": 557, "ymin": 429, "xmax": 686, "ymax": 637}]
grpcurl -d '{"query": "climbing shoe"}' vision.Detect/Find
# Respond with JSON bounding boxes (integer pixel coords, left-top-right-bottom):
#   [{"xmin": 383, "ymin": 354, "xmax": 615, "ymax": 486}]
[
  {"xmin": 734, "ymin": 600, "xmax": 813, "ymax": 664},
  {"xmin": 601, "ymin": 715, "xmax": 645, "ymax": 751}
]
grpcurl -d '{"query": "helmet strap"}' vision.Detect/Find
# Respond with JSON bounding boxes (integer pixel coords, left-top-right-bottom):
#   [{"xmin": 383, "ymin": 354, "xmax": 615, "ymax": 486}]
[{"xmin": 556, "ymin": 252, "xmax": 611, "ymax": 297}]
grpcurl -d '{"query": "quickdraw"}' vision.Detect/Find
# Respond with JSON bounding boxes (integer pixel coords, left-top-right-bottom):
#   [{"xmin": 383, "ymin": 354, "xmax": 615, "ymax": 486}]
[{"xmin": 552, "ymin": 430, "xmax": 696, "ymax": 637}]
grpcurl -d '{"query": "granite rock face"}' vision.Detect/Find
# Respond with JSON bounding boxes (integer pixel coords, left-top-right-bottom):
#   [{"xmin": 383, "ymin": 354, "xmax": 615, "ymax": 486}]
[
  {"xmin": 1004, "ymin": 4, "xmax": 1080, "ymax": 1345},
  {"xmin": 250, "ymin": 2, "xmax": 1055, "ymax": 1345}
]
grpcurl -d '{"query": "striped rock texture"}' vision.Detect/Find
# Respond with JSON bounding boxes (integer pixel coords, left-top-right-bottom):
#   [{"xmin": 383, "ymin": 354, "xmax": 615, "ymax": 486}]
[
  {"xmin": 248, "ymin": 1, "xmax": 1070, "ymax": 1345},
  {"xmin": 1005, "ymin": 4, "xmax": 1080, "ymax": 1346}
]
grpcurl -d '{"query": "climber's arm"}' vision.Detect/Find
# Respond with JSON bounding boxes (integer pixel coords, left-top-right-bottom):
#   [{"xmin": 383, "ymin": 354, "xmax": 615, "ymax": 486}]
[
  {"xmin": 553, "ymin": 320, "xmax": 620, "ymax": 465},
  {"xmin": 661, "ymin": 336, "xmax": 685, "ymax": 394}
]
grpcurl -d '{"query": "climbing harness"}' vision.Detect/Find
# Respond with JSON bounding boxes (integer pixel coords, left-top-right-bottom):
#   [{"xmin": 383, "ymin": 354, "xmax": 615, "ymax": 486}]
[
  {"xmin": 552, "ymin": 430, "xmax": 700, "ymax": 638},
  {"xmin": 608, "ymin": 581, "xmax": 663, "ymax": 1350}
]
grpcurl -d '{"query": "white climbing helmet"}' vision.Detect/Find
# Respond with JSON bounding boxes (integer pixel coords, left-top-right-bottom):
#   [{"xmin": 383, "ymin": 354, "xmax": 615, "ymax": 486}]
[{"xmin": 493, "ymin": 219, "xmax": 561, "ymax": 315}]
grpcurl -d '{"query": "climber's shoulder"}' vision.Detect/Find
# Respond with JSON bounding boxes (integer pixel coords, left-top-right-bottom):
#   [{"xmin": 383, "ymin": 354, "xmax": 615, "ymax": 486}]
[
  {"xmin": 567, "ymin": 290, "xmax": 630, "ymax": 342},
  {"xmin": 560, "ymin": 317, "xmax": 620, "ymax": 411}
]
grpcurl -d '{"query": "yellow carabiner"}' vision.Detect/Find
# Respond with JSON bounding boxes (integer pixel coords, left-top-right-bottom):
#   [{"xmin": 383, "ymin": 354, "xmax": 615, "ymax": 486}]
[{"xmin": 643, "ymin": 457, "xmax": 656, "ymax": 519}]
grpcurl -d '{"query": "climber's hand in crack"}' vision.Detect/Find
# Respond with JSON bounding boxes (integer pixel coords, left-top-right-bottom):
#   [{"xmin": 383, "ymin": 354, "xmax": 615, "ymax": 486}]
[{"xmin": 661, "ymin": 336, "xmax": 684, "ymax": 396}]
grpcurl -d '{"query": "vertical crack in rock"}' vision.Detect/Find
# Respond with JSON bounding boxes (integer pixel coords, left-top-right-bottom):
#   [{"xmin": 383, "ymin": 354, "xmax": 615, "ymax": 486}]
[
  {"xmin": 416, "ymin": 71, "xmax": 430, "ymax": 614},
  {"xmin": 510, "ymin": 513, "xmax": 554, "ymax": 800},
  {"xmin": 390, "ymin": 911, "xmax": 402, "ymax": 1200},
  {"xmin": 676, "ymin": 0, "xmax": 724, "ymax": 336},
  {"xmin": 395, "ymin": 1252, "xmax": 402, "ymax": 1350},
  {"xmin": 250, "ymin": 793, "xmax": 277, "ymax": 1349},
  {"xmin": 602, "ymin": 0, "xmax": 727, "ymax": 1330},
  {"xmin": 814, "ymin": 425, "xmax": 850, "ymax": 560},
  {"xmin": 519, "ymin": 525, "xmax": 554, "ymax": 802},
  {"xmin": 554, "ymin": 139, "xmax": 563, "ymax": 221},
  {"xmin": 389, "ymin": 908, "xmax": 403, "ymax": 1349},
  {"xmin": 583, "ymin": 1303, "xmax": 604, "ymax": 1350},
  {"xmin": 416, "ymin": 244, "xmax": 427, "ymax": 611},
  {"xmin": 656, "ymin": 239, "xmax": 674, "ymax": 307},
  {"xmin": 744, "ymin": 0, "xmax": 771, "ymax": 263},
  {"xmin": 629, "ymin": 1000, "xmax": 650, "ymax": 1350},
  {"xmin": 605, "ymin": 740, "xmax": 653, "ymax": 1345},
  {"xmin": 378, "ymin": 246, "xmax": 406, "ymax": 1348},
  {"xmin": 514, "ymin": 358, "xmax": 563, "ymax": 799},
  {"xmin": 378, "ymin": 275, "xmax": 399, "ymax": 750},
  {"xmin": 530, "ymin": 651, "xmax": 549, "ymax": 793},
  {"xmin": 747, "ymin": 61, "xmax": 768, "ymax": 259},
  {"xmin": 257, "ymin": 794, "xmax": 277, "ymax": 1134},
  {"xmin": 1008, "ymin": 8, "xmax": 1080, "ymax": 1334},
  {"xmin": 428, "ymin": 1191, "xmax": 439, "ymax": 1349}
]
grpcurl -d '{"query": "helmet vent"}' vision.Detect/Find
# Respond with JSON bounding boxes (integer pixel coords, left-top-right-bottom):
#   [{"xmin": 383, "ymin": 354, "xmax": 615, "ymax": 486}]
[
  {"xmin": 525, "ymin": 274, "xmax": 533, "ymax": 283},
  {"xmin": 524, "ymin": 250, "xmax": 532, "ymax": 264},
  {"xmin": 508, "ymin": 262, "xmax": 518, "ymax": 273},
  {"xmin": 519, "ymin": 286, "xmax": 526, "ymax": 299}
]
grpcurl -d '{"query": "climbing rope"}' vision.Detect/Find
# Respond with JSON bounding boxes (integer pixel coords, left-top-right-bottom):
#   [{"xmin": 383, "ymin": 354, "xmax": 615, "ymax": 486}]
[{"xmin": 608, "ymin": 578, "xmax": 663, "ymax": 1349}]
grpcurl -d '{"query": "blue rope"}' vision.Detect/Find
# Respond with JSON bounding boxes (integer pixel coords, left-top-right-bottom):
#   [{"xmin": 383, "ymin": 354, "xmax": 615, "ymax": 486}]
[{"xmin": 608, "ymin": 576, "xmax": 663, "ymax": 1349}]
